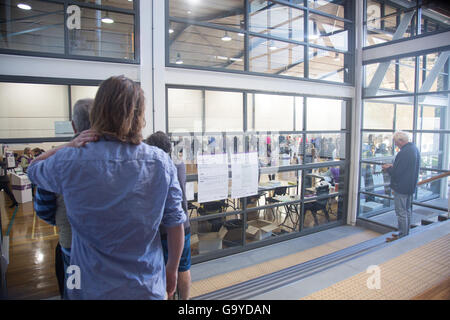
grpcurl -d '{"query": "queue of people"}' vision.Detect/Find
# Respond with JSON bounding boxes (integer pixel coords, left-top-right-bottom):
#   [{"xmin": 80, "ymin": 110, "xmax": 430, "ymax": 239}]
[{"xmin": 28, "ymin": 76, "xmax": 190, "ymax": 300}]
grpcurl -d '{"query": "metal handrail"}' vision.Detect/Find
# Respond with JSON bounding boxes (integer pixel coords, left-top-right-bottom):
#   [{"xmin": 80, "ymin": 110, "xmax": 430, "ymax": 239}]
[{"xmin": 417, "ymin": 171, "xmax": 450, "ymax": 186}]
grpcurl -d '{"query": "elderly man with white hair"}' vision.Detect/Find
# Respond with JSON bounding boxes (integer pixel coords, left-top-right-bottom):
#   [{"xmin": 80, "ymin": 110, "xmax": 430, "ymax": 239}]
[{"xmin": 382, "ymin": 131, "xmax": 420, "ymax": 242}]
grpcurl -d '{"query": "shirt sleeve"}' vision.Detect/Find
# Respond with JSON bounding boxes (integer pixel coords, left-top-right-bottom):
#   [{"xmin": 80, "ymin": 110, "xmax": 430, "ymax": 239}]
[
  {"xmin": 27, "ymin": 151, "xmax": 64, "ymax": 195},
  {"xmin": 34, "ymin": 188, "xmax": 57, "ymax": 226},
  {"xmin": 161, "ymin": 160, "xmax": 186, "ymax": 228}
]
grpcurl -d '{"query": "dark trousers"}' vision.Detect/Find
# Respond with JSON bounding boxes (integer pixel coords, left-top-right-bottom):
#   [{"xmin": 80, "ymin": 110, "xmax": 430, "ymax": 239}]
[
  {"xmin": 55, "ymin": 243, "xmax": 65, "ymax": 299},
  {"xmin": 0, "ymin": 181, "xmax": 17, "ymax": 204}
]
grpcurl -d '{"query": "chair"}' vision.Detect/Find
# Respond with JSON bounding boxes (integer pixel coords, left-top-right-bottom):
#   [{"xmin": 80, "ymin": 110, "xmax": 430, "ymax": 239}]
[
  {"xmin": 303, "ymin": 184, "xmax": 330, "ymax": 226},
  {"xmin": 264, "ymin": 187, "xmax": 287, "ymax": 221},
  {"xmin": 197, "ymin": 200, "xmax": 227, "ymax": 232}
]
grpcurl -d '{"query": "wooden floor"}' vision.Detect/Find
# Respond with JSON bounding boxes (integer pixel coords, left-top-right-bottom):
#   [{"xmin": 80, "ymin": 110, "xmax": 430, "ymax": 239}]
[{"xmin": 2, "ymin": 194, "xmax": 60, "ymax": 300}]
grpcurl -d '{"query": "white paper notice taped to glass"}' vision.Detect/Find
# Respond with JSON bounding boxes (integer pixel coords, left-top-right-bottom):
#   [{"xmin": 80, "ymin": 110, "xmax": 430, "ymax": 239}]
[
  {"xmin": 186, "ymin": 182, "xmax": 195, "ymax": 201},
  {"xmin": 197, "ymin": 153, "xmax": 229, "ymax": 203},
  {"xmin": 231, "ymin": 152, "xmax": 258, "ymax": 199}
]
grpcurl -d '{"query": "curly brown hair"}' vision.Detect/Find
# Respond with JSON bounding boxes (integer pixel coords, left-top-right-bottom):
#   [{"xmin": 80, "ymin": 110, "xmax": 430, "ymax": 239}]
[{"xmin": 90, "ymin": 75, "xmax": 145, "ymax": 145}]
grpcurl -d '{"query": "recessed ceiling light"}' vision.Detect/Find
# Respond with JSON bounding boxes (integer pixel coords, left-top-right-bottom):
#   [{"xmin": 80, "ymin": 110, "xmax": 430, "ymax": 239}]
[
  {"xmin": 221, "ymin": 32, "xmax": 232, "ymax": 41},
  {"xmin": 101, "ymin": 12, "xmax": 114, "ymax": 24},
  {"xmin": 187, "ymin": 10, "xmax": 192, "ymax": 14},
  {"xmin": 216, "ymin": 56, "xmax": 229, "ymax": 60},
  {"xmin": 269, "ymin": 41, "xmax": 277, "ymax": 50},
  {"xmin": 237, "ymin": 32, "xmax": 245, "ymax": 37},
  {"xmin": 169, "ymin": 28, "xmax": 174, "ymax": 34},
  {"xmin": 17, "ymin": 3, "xmax": 31, "ymax": 10}
]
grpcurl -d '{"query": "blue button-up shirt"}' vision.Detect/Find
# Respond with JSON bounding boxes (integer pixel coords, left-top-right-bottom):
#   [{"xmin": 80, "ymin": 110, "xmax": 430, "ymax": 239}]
[{"xmin": 28, "ymin": 139, "xmax": 186, "ymax": 300}]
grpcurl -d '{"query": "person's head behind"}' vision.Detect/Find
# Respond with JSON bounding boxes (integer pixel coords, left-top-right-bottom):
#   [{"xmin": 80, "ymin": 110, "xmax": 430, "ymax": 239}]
[
  {"xmin": 72, "ymin": 98, "xmax": 94, "ymax": 133},
  {"xmin": 393, "ymin": 131, "xmax": 410, "ymax": 148},
  {"xmin": 90, "ymin": 75, "xmax": 145, "ymax": 145},
  {"xmin": 24, "ymin": 147, "xmax": 31, "ymax": 156},
  {"xmin": 145, "ymin": 131, "xmax": 172, "ymax": 154}
]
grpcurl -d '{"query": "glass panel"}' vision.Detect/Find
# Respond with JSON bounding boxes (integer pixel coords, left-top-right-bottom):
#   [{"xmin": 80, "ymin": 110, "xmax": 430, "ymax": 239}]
[
  {"xmin": 249, "ymin": 1, "xmax": 305, "ymax": 42},
  {"xmin": 249, "ymin": 36, "xmax": 305, "ymax": 78},
  {"xmin": 308, "ymin": 0, "xmax": 347, "ymax": 19},
  {"xmin": 308, "ymin": 13, "xmax": 349, "ymax": 51},
  {"xmin": 205, "ymin": 91, "xmax": 243, "ymax": 132},
  {"xmin": 295, "ymin": 96, "xmax": 304, "ymax": 131},
  {"xmin": 398, "ymin": 56, "xmax": 416, "ymax": 92},
  {"xmin": 416, "ymin": 133, "xmax": 448, "ymax": 170},
  {"xmin": 306, "ymin": 98, "xmax": 346, "ymax": 131},
  {"xmin": 417, "ymin": 104, "xmax": 447, "ymax": 130},
  {"xmin": 305, "ymin": 133, "xmax": 346, "ymax": 162},
  {"xmin": 363, "ymin": 102, "xmax": 394, "ymax": 130},
  {"xmin": 416, "ymin": 170, "xmax": 449, "ymax": 211},
  {"xmin": 364, "ymin": 61, "xmax": 397, "ymax": 96},
  {"xmin": 418, "ymin": 51, "xmax": 450, "ymax": 93},
  {"xmin": 168, "ymin": 88, "xmax": 203, "ymax": 132},
  {"xmin": 361, "ymin": 132, "xmax": 394, "ymax": 159},
  {"xmin": 358, "ymin": 194, "xmax": 393, "ymax": 218},
  {"xmin": 420, "ymin": 2, "xmax": 450, "ymax": 35},
  {"xmin": 169, "ymin": 0, "xmax": 244, "ymax": 29},
  {"xmin": 0, "ymin": 0, "xmax": 65, "ymax": 54},
  {"xmin": 69, "ymin": 8, "xmax": 135, "ymax": 60},
  {"xmin": 71, "ymin": 85, "xmax": 99, "ymax": 102},
  {"xmin": 169, "ymin": 22, "xmax": 244, "ymax": 71},
  {"xmin": 365, "ymin": 1, "xmax": 417, "ymax": 47},
  {"xmin": 82, "ymin": 0, "xmax": 134, "ymax": 10},
  {"xmin": 395, "ymin": 104, "xmax": 414, "ymax": 130},
  {"xmin": 308, "ymin": 48, "xmax": 345, "ymax": 82},
  {"xmin": 303, "ymin": 194, "xmax": 344, "ymax": 229},
  {"xmin": 254, "ymin": 93, "xmax": 294, "ymax": 131},
  {"xmin": 0, "ymin": 83, "xmax": 69, "ymax": 139}
]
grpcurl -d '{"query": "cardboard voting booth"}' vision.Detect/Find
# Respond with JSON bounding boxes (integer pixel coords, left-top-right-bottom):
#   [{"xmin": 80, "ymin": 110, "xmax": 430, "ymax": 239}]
[
  {"xmin": 246, "ymin": 219, "xmax": 278, "ymax": 241},
  {"xmin": 10, "ymin": 173, "xmax": 32, "ymax": 203},
  {"xmin": 197, "ymin": 226, "xmax": 228, "ymax": 254}
]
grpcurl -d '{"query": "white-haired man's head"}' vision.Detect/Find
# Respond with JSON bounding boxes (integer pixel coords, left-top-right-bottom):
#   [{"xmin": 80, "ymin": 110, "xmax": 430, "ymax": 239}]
[{"xmin": 393, "ymin": 131, "xmax": 410, "ymax": 148}]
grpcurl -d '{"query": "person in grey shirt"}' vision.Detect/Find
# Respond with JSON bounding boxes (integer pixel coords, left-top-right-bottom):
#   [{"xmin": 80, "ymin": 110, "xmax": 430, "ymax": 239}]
[{"xmin": 34, "ymin": 98, "xmax": 93, "ymax": 298}]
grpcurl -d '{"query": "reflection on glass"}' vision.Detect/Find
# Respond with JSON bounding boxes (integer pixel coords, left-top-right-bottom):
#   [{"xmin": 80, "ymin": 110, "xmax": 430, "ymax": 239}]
[
  {"xmin": 359, "ymin": 194, "xmax": 393, "ymax": 217},
  {"xmin": 418, "ymin": 52, "xmax": 450, "ymax": 93},
  {"xmin": 169, "ymin": 0, "xmax": 244, "ymax": 29},
  {"xmin": 305, "ymin": 134, "xmax": 346, "ymax": 162},
  {"xmin": 249, "ymin": 1, "xmax": 304, "ymax": 42},
  {"xmin": 69, "ymin": 8, "xmax": 135, "ymax": 60},
  {"xmin": 416, "ymin": 132, "xmax": 446, "ymax": 170},
  {"xmin": 249, "ymin": 37, "xmax": 305, "ymax": 78},
  {"xmin": 0, "ymin": 0, "xmax": 65, "ymax": 54},
  {"xmin": 417, "ymin": 105, "xmax": 446, "ymax": 130},
  {"xmin": 361, "ymin": 132, "xmax": 393, "ymax": 159},
  {"xmin": 82, "ymin": 0, "xmax": 134, "ymax": 10},
  {"xmin": 308, "ymin": 48, "xmax": 345, "ymax": 82},
  {"xmin": 308, "ymin": 14, "xmax": 348, "ymax": 51},
  {"xmin": 169, "ymin": 22, "xmax": 244, "ymax": 70},
  {"xmin": 308, "ymin": 0, "xmax": 347, "ymax": 19}
]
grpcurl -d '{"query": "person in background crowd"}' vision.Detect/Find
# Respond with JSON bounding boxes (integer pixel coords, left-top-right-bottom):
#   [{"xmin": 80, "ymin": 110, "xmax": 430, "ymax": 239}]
[
  {"xmin": 19, "ymin": 147, "xmax": 33, "ymax": 172},
  {"xmin": 28, "ymin": 75, "xmax": 185, "ymax": 300},
  {"xmin": 382, "ymin": 132, "xmax": 420, "ymax": 243},
  {"xmin": 32, "ymin": 148, "xmax": 45, "ymax": 158},
  {"xmin": 34, "ymin": 98, "xmax": 94, "ymax": 299},
  {"xmin": 0, "ymin": 157, "xmax": 18, "ymax": 208},
  {"xmin": 145, "ymin": 131, "xmax": 192, "ymax": 300}
]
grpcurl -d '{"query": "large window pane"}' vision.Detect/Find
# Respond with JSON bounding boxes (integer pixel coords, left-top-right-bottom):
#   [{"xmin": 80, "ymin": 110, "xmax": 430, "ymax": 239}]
[
  {"xmin": 417, "ymin": 104, "xmax": 448, "ymax": 130},
  {"xmin": 249, "ymin": 36, "xmax": 305, "ymax": 78},
  {"xmin": 416, "ymin": 132, "xmax": 448, "ymax": 170},
  {"xmin": 361, "ymin": 132, "xmax": 393, "ymax": 159},
  {"xmin": 308, "ymin": 13, "xmax": 349, "ymax": 51},
  {"xmin": 364, "ymin": 61, "xmax": 397, "ymax": 96},
  {"xmin": 0, "ymin": 83, "xmax": 69, "ymax": 138},
  {"xmin": 0, "ymin": 0, "xmax": 65, "ymax": 54},
  {"xmin": 254, "ymin": 94, "xmax": 294, "ymax": 131},
  {"xmin": 169, "ymin": 22, "xmax": 244, "ymax": 71},
  {"xmin": 398, "ymin": 56, "xmax": 416, "ymax": 92},
  {"xmin": 395, "ymin": 104, "xmax": 414, "ymax": 130},
  {"xmin": 306, "ymin": 98, "xmax": 346, "ymax": 131},
  {"xmin": 308, "ymin": 0, "xmax": 348, "ymax": 19},
  {"xmin": 168, "ymin": 88, "xmax": 203, "ymax": 132},
  {"xmin": 69, "ymin": 8, "xmax": 135, "ymax": 60},
  {"xmin": 418, "ymin": 51, "xmax": 450, "ymax": 93},
  {"xmin": 295, "ymin": 97, "xmax": 304, "ymax": 131},
  {"xmin": 363, "ymin": 102, "xmax": 394, "ymax": 130},
  {"xmin": 71, "ymin": 85, "xmax": 99, "ymax": 102},
  {"xmin": 308, "ymin": 48, "xmax": 346, "ymax": 82},
  {"xmin": 416, "ymin": 170, "xmax": 449, "ymax": 211},
  {"xmin": 249, "ymin": 1, "xmax": 305, "ymax": 42},
  {"xmin": 205, "ymin": 91, "xmax": 243, "ymax": 132},
  {"xmin": 169, "ymin": 0, "xmax": 244, "ymax": 29}
]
